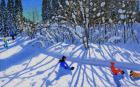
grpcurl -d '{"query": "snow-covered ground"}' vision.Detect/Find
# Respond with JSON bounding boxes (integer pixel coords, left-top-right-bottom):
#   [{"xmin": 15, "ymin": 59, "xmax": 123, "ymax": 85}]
[{"xmin": 0, "ymin": 36, "xmax": 140, "ymax": 87}]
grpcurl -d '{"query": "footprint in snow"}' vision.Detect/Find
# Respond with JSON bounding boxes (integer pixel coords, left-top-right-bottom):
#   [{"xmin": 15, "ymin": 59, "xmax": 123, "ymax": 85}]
[
  {"xmin": 121, "ymin": 52, "xmax": 131, "ymax": 59},
  {"xmin": 29, "ymin": 73, "xmax": 33, "ymax": 75},
  {"xmin": 1, "ymin": 80, "xmax": 5, "ymax": 82},
  {"xmin": 22, "ymin": 63, "xmax": 28, "ymax": 66},
  {"xmin": 133, "ymin": 54, "xmax": 140, "ymax": 58},
  {"xmin": 95, "ymin": 49, "xmax": 101, "ymax": 53},
  {"xmin": 36, "ymin": 71, "xmax": 44, "ymax": 75}
]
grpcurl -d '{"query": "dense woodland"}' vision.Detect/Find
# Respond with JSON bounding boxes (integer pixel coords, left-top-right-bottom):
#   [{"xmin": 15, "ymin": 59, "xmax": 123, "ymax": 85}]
[{"xmin": 0, "ymin": 0, "xmax": 140, "ymax": 49}]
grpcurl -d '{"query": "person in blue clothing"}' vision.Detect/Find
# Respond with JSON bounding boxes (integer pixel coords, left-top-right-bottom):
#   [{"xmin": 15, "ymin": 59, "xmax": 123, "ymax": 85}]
[
  {"xmin": 53, "ymin": 56, "xmax": 74, "ymax": 81},
  {"xmin": 59, "ymin": 56, "xmax": 74, "ymax": 70},
  {"xmin": 9, "ymin": 30, "xmax": 15, "ymax": 40}
]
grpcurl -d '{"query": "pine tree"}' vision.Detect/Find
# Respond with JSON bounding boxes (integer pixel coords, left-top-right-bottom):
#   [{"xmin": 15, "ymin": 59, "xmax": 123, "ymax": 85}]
[
  {"xmin": 15, "ymin": 0, "xmax": 23, "ymax": 17},
  {"xmin": 0, "ymin": 0, "xmax": 7, "ymax": 36},
  {"xmin": 42, "ymin": 0, "xmax": 47, "ymax": 21},
  {"xmin": 14, "ymin": 0, "xmax": 23, "ymax": 33},
  {"xmin": 7, "ymin": 0, "xmax": 16, "ymax": 36},
  {"xmin": 52, "ymin": 0, "xmax": 59, "ymax": 11},
  {"xmin": 7, "ymin": 0, "xmax": 14, "ymax": 14},
  {"xmin": 0, "ymin": 0, "xmax": 6, "ymax": 10},
  {"xmin": 42, "ymin": 0, "xmax": 62, "ymax": 22}
]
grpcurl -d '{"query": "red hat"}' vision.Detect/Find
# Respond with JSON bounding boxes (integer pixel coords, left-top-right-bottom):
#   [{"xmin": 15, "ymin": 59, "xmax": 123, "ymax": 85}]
[{"xmin": 111, "ymin": 62, "xmax": 115, "ymax": 65}]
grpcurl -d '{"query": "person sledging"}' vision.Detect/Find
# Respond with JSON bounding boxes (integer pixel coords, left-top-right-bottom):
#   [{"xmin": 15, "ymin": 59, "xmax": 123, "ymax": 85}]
[
  {"xmin": 55, "ymin": 56, "xmax": 74, "ymax": 80},
  {"xmin": 130, "ymin": 71, "xmax": 140, "ymax": 78},
  {"xmin": 110, "ymin": 62, "xmax": 124, "ymax": 87},
  {"xmin": 59, "ymin": 56, "xmax": 74, "ymax": 70},
  {"xmin": 110, "ymin": 62, "xmax": 124, "ymax": 75}
]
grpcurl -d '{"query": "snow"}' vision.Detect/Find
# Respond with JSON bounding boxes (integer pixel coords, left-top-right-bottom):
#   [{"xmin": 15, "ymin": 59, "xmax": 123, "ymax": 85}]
[
  {"xmin": 118, "ymin": 9, "xmax": 123, "ymax": 13},
  {"xmin": 120, "ymin": 14, "xmax": 126, "ymax": 19},
  {"xmin": 109, "ymin": 18, "xmax": 113, "ymax": 23},
  {"xmin": 90, "ymin": 2, "xmax": 93, "ymax": 6},
  {"xmin": 118, "ymin": 9, "xmax": 126, "ymax": 14},
  {"xmin": 86, "ymin": 14, "xmax": 89, "ymax": 18},
  {"xmin": 101, "ymin": 2, "xmax": 105, "ymax": 7},
  {"xmin": 133, "ymin": 12, "xmax": 136, "ymax": 15},
  {"xmin": 97, "ymin": 13, "xmax": 100, "ymax": 17},
  {"xmin": 101, "ymin": 12, "xmax": 104, "ymax": 15},
  {"xmin": 108, "ymin": 36, "xmax": 121, "ymax": 43},
  {"xmin": 79, "ymin": 1, "xmax": 85, "ymax": 21},
  {"xmin": 93, "ymin": 8, "xmax": 96, "ymax": 11},
  {"xmin": 85, "ymin": 8, "xmax": 89, "ymax": 13},
  {"xmin": 0, "ymin": 36, "xmax": 140, "ymax": 87},
  {"xmin": 1, "ymin": 1, "xmax": 140, "ymax": 86},
  {"xmin": 72, "ymin": 13, "xmax": 76, "ymax": 21},
  {"xmin": 122, "ymin": 3, "xmax": 125, "ymax": 7},
  {"xmin": 65, "ymin": 0, "xmax": 69, "ymax": 6},
  {"xmin": 102, "ymin": 17, "xmax": 105, "ymax": 23},
  {"xmin": 0, "ymin": 45, "xmax": 22, "ymax": 59}
]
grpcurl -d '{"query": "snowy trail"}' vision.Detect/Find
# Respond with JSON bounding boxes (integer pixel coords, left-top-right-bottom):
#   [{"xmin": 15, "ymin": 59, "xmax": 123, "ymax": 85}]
[
  {"xmin": 46, "ymin": 43, "xmax": 140, "ymax": 71},
  {"xmin": 64, "ymin": 58, "xmax": 140, "ymax": 71},
  {"xmin": 46, "ymin": 51, "xmax": 140, "ymax": 71},
  {"xmin": 1, "ymin": 39, "xmax": 140, "ymax": 72},
  {"xmin": 0, "ymin": 38, "xmax": 140, "ymax": 87}
]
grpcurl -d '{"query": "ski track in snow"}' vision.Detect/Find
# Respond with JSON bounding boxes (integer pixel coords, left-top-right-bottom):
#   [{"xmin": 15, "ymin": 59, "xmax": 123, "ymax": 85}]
[{"xmin": 0, "ymin": 37, "xmax": 140, "ymax": 87}]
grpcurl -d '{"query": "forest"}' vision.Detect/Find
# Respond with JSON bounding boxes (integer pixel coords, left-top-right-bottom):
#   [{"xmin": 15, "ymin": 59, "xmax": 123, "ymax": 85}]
[{"xmin": 0, "ymin": 0, "xmax": 140, "ymax": 49}]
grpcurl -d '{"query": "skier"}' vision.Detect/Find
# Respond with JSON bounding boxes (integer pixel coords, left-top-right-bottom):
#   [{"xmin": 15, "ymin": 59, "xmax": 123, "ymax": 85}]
[
  {"xmin": 130, "ymin": 71, "xmax": 140, "ymax": 78},
  {"xmin": 59, "ymin": 56, "xmax": 74, "ymax": 70},
  {"xmin": 110, "ymin": 62, "xmax": 124, "ymax": 75},
  {"xmin": 3, "ymin": 36, "xmax": 8, "ymax": 49}
]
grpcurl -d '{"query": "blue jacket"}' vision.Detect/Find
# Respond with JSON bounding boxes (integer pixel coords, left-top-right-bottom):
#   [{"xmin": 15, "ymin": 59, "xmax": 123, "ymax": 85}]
[
  {"xmin": 60, "ymin": 61, "xmax": 70, "ymax": 69},
  {"xmin": 9, "ymin": 31, "xmax": 14, "ymax": 36}
]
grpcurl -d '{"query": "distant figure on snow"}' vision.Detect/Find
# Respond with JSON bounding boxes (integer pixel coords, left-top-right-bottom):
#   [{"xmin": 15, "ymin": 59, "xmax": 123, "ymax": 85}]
[
  {"xmin": 9, "ymin": 31, "xmax": 15, "ymax": 40},
  {"xmin": 59, "ymin": 56, "xmax": 74, "ymax": 70},
  {"xmin": 110, "ymin": 62, "xmax": 124, "ymax": 75},
  {"xmin": 3, "ymin": 36, "xmax": 8, "ymax": 49},
  {"xmin": 130, "ymin": 71, "xmax": 140, "ymax": 78}
]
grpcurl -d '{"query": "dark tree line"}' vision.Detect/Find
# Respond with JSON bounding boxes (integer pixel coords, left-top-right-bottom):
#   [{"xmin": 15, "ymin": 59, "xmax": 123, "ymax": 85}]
[
  {"xmin": 0, "ymin": 0, "xmax": 139, "ymax": 48},
  {"xmin": 42, "ymin": 0, "xmax": 66, "ymax": 22},
  {"xmin": 41, "ymin": 0, "xmax": 139, "ymax": 48},
  {"xmin": 0, "ymin": 0, "xmax": 23, "ymax": 36}
]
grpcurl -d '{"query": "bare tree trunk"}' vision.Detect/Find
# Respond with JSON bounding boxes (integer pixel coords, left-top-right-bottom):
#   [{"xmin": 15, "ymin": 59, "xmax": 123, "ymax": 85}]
[{"xmin": 123, "ymin": 24, "xmax": 126, "ymax": 43}]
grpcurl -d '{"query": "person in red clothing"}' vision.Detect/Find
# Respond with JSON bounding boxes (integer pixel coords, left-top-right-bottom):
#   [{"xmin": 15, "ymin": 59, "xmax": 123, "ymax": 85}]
[{"xmin": 110, "ymin": 62, "xmax": 124, "ymax": 75}]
